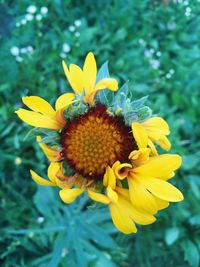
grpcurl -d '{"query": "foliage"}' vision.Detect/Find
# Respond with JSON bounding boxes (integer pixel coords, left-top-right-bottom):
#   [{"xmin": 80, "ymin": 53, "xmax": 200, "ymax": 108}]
[{"xmin": 0, "ymin": 0, "xmax": 200, "ymax": 266}]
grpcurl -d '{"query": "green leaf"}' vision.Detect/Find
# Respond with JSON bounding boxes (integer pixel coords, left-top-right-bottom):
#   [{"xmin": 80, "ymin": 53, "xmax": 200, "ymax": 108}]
[
  {"xmin": 165, "ymin": 228, "xmax": 180, "ymax": 246},
  {"xmin": 182, "ymin": 240, "xmax": 200, "ymax": 267}
]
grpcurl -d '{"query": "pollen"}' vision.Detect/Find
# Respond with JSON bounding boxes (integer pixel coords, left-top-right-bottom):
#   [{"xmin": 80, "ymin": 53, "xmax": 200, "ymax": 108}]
[{"xmin": 61, "ymin": 104, "xmax": 135, "ymax": 180}]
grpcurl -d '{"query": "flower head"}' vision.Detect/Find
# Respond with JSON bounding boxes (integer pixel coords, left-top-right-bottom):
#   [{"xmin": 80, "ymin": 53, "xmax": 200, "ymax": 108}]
[{"xmin": 16, "ymin": 52, "xmax": 183, "ymax": 234}]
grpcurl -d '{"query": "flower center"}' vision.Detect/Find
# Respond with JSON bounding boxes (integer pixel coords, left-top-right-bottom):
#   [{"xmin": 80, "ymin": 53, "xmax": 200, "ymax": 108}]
[{"xmin": 61, "ymin": 104, "xmax": 135, "ymax": 180}]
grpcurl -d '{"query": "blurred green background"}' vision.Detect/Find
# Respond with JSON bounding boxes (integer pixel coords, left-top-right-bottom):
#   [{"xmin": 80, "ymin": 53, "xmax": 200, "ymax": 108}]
[{"xmin": 1, "ymin": 0, "xmax": 200, "ymax": 266}]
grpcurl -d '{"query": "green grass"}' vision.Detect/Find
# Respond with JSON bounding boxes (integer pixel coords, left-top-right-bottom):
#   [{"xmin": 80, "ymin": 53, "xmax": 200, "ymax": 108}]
[{"xmin": 1, "ymin": 1, "xmax": 200, "ymax": 266}]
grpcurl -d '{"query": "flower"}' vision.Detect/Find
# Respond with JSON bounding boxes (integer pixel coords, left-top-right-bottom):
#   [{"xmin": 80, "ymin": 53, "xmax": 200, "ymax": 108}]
[
  {"xmin": 15, "ymin": 93, "xmax": 75, "ymax": 130},
  {"xmin": 10, "ymin": 46, "xmax": 19, "ymax": 56},
  {"xmin": 132, "ymin": 117, "xmax": 171, "ymax": 155},
  {"xmin": 16, "ymin": 52, "xmax": 184, "ymax": 234},
  {"xmin": 62, "ymin": 52, "xmax": 118, "ymax": 105},
  {"xmin": 26, "ymin": 5, "xmax": 37, "ymax": 14}
]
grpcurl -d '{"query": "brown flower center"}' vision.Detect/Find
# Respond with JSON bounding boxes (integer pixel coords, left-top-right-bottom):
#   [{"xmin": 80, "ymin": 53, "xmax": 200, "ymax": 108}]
[{"xmin": 61, "ymin": 104, "xmax": 135, "ymax": 180}]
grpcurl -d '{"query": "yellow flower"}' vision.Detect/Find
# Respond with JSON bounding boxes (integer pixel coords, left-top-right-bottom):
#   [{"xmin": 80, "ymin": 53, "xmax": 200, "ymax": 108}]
[
  {"xmin": 132, "ymin": 117, "xmax": 171, "ymax": 155},
  {"xmin": 15, "ymin": 93, "xmax": 75, "ymax": 130},
  {"xmin": 87, "ymin": 166, "xmax": 156, "ymax": 234},
  {"xmin": 16, "ymin": 52, "xmax": 184, "ymax": 235},
  {"xmin": 115, "ymin": 149, "xmax": 183, "ymax": 215},
  {"xmin": 62, "ymin": 52, "xmax": 118, "ymax": 105}
]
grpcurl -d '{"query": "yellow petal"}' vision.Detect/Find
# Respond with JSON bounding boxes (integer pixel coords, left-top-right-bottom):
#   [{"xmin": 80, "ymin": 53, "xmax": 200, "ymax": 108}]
[
  {"xmin": 154, "ymin": 196, "xmax": 169, "ymax": 210},
  {"xmin": 132, "ymin": 122, "xmax": 148, "ymax": 149},
  {"xmin": 69, "ymin": 64, "xmax": 85, "ymax": 95},
  {"xmin": 83, "ymin": 52, "xmax": 97, "ymax": 95},
  {"xmin": 148, "ymin": 140, "xmax": 158, "ymax": 156},
  {"xmin": 128, "ymin": 178, "xmax": 158, "ymax": 214},
  {"xmin": 142, "ymin": 117, "xmax": 170, "ymax": 139},
  {"xmin": 155, "ymin": 136, "xmax": 171, "ymax": 151},
  {"xmin": 107, "ymin": 186, "xmax": 118, "ymax": 203},
  {"xmin": 109, "ymin": 203, "xmax": 137, "ymax": 234},
  {"xmin": 59, "ymin": 188, "xmax": 84, "ymax": 204},
  {"xmin": 84, "ymin": 77, "xmax": 118, "ymax": 105},
  {"xmin": 103, "ymin": 166, "xmax": 116, "ymax": 188},
  {"xmin": 62, "ymin": 61, "xmax": 83, "ymax": 95},
  {"xmin": 129, "ymin": 148, "xmax": 151, "ymax": 166},
  {"xmin": 30, "ymin": 169, "xmax": 56, "ymax": 186},
  {"xmin": 55, "ymin": 93, "xmax": 75, "ymax": 110},
  {"xmin": 47, "ymin": 162, "xmax": 62, "ymax": 183},
  {"xmin": 113, "ymin": 162, "xmax": 132, "ymax": 180},
  {"xmin": 94, "ymin": 78, "xmax": 118, "ymax": 92},
  {"xmin": 134, "ymin": 154, "xmax": 182, "ymax": 178},
  {"xmin": 22, "ymin": 96, "xmax": 55, "ymax": 116},
  {"xmin": 15, "ymin": 109, "xmax": 61, "ymax": 130},
  {"xmin": 139, "ymin": 177, "xmax": 184, "ymax": 202},
  {"xmin": 37, "ymin": 136, "xmax": 61, "ymax": 161},
  {"xmin": 54, "ymin": 108, "xmax": 67, "ymax": 129},
  {"xmin": 115, "ymin": 187, "xmax": 156, "ymax": 225},
  {"xmin": 87, "ymin": 189, "xmax": 110, "ymax": 204}
]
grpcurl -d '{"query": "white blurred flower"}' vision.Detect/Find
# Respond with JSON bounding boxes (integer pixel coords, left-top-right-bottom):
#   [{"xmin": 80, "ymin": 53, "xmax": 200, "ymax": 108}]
[
  {"xmin": 16, "ymin": 56, "xmax": 23, "ymax": 62},
  {"xmin": 15, "ymin": 157, "xmax": 22, "ymax": 165},
  {"xmin": 166, "ymin": 73, "xmax": 171, "ymax": 79},
  {"xmin": 185, "ymin": 11, "xmax": 191, "ymax": 17},
  {"xmin": 144, "ymin": 49, "xmax": 151, "ymax": 58},
  {"xmin": 37, "ymin": 217, "xmax": 44, "ymax": 223},
  {"xmin": 25, "ymin": 14, "xmax": 34, "ymax": 21},
  {"xmin": 186, "ymin": 7, "xmax": 191, "ymax": 12},
  {"xmin": 138, "ymin": 38, "xmax": 145, "ymax": 46},
  {"xmin": 27, "ymin": 5, "xmax": 37, "ymax": 14},
  {"xmin": 150, "ymin": 59, "xmax": 160, "ymax": 69},
  {"xmin": 41, "ymin": 6, "xmax": 48, "ymax": 15},
  {"xmin": 21, "ymin": 19, "xmax": 27, "ymax": 25},
  {"xmin": 20, "ymin": 48, "xmax": 27, "ymax": 54},
  {"xmin": 169, "ymin": 69, "xmax": 175, "ymax": 75},
  {"xmin": 167, "ymin": 22, "xmax": 176, "ymax": 30},
  {"xmin": 69, "ymin": 25, "xmax": 75, "ymax": 32},
  {"xmin": 156, "ymin": 51, "xmax": 162, "ymax": 57},
  {"xmin": 75, "ymin": 32, "xmax": 80, "ymax": 37},
  {"xmin": 60, "ymin": 52, "xmax": 66, "ymax": 58},
  {"xmin": 36, "ymin": 14, "xmax": 42, "ymax": 21},
  {"xmin": 183, "ymin": 0, "xmax": 189, "ymax": 6},
  {"xmin": 61, "ymin": 248, "xmax": 68, "ymax": 257},
  {"xmin": 150, "ymin": 48, "xmax": 155, "ymax": 54},
  {"xmin": 74, "ymin": 20, "xmax": 82, "ymax": 27},
  {"xmin": 62, "ymin": 43, "xmax": 71, "ymax": 53},
  {"xmin": 16, "ymin": 22, "xmax": 21, "ymax": 27},
  {"xmin": 28, "ymin": 232, "xmax": 34, "ymax": 238},
  {"xmin": 27, "ymin": 46, "xmax": 34, "ymax": 53},
  {"xmin": 10, "ymin": 46, "xmax": 19, "ymax": 56}
]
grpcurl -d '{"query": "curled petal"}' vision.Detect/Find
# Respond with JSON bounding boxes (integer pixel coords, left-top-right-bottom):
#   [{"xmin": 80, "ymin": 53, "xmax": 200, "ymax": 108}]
[
  {"xmin": 113, "ymin": 162, "xmax": 132, "ymax": 180},
  {"xmin": 87, "ymin": 189, "xmax": 110, "ymax": 204},
  {"xmin": 59, "ymin": 188, "xmax": 84, "ymax": 204}
]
